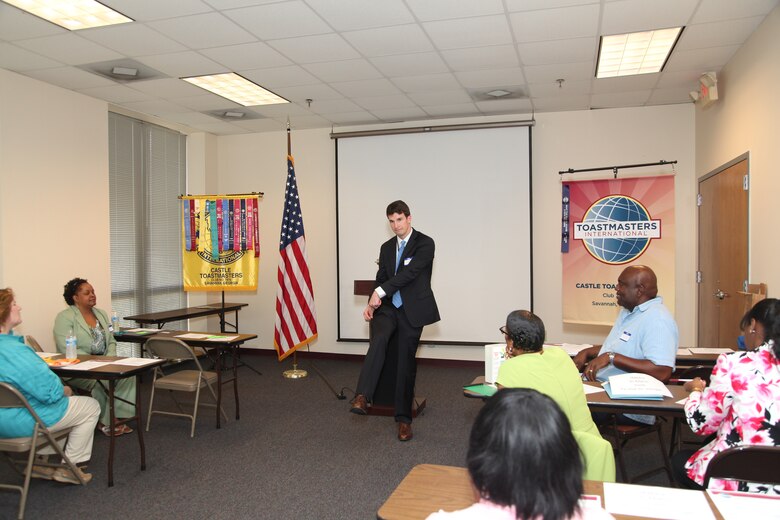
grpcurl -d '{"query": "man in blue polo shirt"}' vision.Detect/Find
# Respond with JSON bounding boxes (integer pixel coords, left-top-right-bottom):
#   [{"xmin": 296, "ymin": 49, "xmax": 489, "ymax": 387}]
[{"xmin": 573, "ymin": 265, "xmax": 678, "ymax": 425}]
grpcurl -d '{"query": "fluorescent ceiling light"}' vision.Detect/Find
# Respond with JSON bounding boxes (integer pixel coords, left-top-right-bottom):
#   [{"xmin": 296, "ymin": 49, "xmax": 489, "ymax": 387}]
[
  {"xmin": 596, "ymin": 27, "xmax": 683, "ymax": 78},
  {"xmin": 182, "ymin": 73, "xmax": 289, "ymax": 107},
  {"xmin": 4, "ymin": 0, "xmax": 133, "ymax": 30}
]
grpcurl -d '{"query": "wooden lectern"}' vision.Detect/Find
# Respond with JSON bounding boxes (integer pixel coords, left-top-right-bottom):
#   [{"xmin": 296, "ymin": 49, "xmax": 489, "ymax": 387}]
[{"xmin": 353, "ymin": 280, "xmax": 426, "ymax": 418}]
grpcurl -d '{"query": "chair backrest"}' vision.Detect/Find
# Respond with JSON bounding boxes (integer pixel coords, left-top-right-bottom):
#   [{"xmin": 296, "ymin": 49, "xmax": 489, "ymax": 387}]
[
  {"xmin": 145, "ymin": 337, "xmax": 201, "ymax": 369},
  {"xmin": 672, "ymin": 365, "xmax": 714, "ymax": 384},
  {"xmin": 23, "ymin": 335, "xmax": 43, "ymax": 353},
  {"xmin": 703, "ymin": 445, "xmax": 780, "ymax": 488},
  {"xmin": 0, "ymin": 382, "xmax": 46, "ymax": 427}
]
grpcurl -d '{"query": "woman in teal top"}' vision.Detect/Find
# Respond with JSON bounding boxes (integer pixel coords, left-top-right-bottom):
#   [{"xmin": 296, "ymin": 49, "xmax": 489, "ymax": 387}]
[
  {"xmin": 53, "ymin": 278, "xmax": 135, "ymax": 436},
  {"xmin": 497, "ymin": 310, "xmax": 614, "ymax": 481}
]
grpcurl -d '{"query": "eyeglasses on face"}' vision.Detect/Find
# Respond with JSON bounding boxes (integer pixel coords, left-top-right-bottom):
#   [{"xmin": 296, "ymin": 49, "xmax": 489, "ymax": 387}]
[{"xmin": 499, "ymin": 326, "xmax": 508, "ymax": 336}]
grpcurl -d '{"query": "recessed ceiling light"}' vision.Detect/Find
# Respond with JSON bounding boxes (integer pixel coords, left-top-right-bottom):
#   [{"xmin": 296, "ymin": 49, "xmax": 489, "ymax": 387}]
[
  {"xmin": 4, "ymin": 0, "xmax": 133, "ymax": 30},
  {"xmin": 486, "ymin": 89, "xmax": 511, "ymax": 98},
  {"xmin": 596, "ymin": 27, "xmax": 683, "ymax": 78},
  {"xmin": 111, "ymin": 66, "xmax": 138, "ymax": 77},
  {"xmin": 223, "ymin": 111, "xmax": 245, "ymax": 118},
  {"xmin": 181, "ymin": 73, "xmax": 289, "ymax": 107}
]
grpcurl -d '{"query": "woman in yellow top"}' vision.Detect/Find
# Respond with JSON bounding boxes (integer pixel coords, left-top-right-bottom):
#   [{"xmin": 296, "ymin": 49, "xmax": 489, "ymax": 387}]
[
  {"xmin": 497, "ymin": 310, "xmax": 614, "ymax": 481},
  {"xmin": 53, "ymin": 278, "xmax": 135, "ymax": 436}
]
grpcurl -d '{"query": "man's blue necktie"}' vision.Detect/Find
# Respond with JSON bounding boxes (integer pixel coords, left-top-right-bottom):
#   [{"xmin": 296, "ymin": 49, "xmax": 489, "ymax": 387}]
[{"xmin": 392, "ymin": 239, "xmax": 406, "ymax": 308}]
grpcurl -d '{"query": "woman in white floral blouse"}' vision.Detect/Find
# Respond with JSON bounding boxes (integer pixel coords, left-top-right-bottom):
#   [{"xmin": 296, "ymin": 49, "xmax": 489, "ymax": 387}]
[{"xmin": 672, "ymin": 298, "xmax": 780, "ymax": 493}]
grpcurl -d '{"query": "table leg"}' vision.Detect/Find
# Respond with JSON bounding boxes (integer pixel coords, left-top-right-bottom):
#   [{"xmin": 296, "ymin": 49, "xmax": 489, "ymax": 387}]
[
  {"xmin": 135, "ymin": 375, "xmax": 147, "ymax": 471},
  {"xmin": 108, "ymin": 380, "xmax": 116, "ymax": 487},
  {"xmin": 216, "ymin": 347, "xmax": 223, "ymax": 429},
  {"xmin": 232, "ymin": 344, "xmax": 239, "ymax": 420}
]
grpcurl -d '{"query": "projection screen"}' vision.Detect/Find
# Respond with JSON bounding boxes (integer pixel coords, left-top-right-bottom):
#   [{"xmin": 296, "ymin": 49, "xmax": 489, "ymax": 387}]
[{"xmin": 336, "ymin": 124, "xmax": 532, "ymax": 344}]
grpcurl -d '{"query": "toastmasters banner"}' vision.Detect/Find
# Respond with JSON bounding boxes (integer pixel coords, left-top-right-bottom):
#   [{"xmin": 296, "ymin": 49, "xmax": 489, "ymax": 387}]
[
  {"xmin": 562, "ymin": 176, "xmax": 675, "ymax": 325},
  {"xmin": 181, "ymin": 195, "xmax": 261, "ymax": 291}
]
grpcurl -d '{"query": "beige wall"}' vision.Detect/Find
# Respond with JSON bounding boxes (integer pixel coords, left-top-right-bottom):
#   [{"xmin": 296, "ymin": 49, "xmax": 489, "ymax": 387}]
[
  {"xmin": 695, "ymin": 5, "xmax": 780, "ymax": 298},
  {"xmin": 0, "ymin": 68, "xmax": 110, "ymax": 349},
  {"xmin": 214, "ymin": 104, "xmax": 696, "ymax": 359}
]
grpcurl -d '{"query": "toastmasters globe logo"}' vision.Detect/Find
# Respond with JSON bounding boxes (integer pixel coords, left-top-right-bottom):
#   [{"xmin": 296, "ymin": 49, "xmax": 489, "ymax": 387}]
[{"xmin": 572, "ymin": 195, "xmax": 661, "ymax": 264}]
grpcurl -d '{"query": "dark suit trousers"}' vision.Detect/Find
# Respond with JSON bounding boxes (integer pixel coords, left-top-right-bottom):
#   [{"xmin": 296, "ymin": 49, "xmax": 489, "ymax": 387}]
[{"xmin": 356, "ymin": 304, "xmax": 422, "ymax": 424}]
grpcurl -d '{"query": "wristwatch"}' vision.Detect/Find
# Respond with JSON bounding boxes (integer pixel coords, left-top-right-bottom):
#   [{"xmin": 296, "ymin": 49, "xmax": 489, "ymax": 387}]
[{"xmin": 608, "ymin": 352, "xmax": 616, "ymax": 365}]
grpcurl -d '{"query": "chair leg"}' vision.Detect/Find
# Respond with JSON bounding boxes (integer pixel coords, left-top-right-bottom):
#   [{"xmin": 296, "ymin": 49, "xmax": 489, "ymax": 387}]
[
  {"xmin": 191, "ymin": 384, "xmax": 202, "ymax": 438},
  {"xmin": 146, "ymin": 383, "xmax": 157, "ymax": 432}
]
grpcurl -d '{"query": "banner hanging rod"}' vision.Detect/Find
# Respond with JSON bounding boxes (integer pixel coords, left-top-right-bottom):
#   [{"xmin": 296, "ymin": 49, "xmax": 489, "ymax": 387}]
[
  {"xmin": 330, "ymin": 119, "xmax": 535, "ymax": 139},
  {"xmin": 179, "ymin": 192, "xmax": 264, "ymax": 199},
  {"xmin": 559, "ymin": 160, "xmax": 677, "ymax": 179}
]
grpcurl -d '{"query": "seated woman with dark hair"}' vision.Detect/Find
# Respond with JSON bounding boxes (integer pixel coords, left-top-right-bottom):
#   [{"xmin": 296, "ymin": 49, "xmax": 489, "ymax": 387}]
[
  {"xmin": 673, "ymin": 298, "xmax": 780, "ymax": 493},
  {"xmin": 53, "ymin": 277, "xmax": 135, "ymax": 437},
  {"xmin": 496, "ymin": 310, "xmax": 614, "ymax": 482},
  {"xmin": 428, "ymin": 388, "xmax": 613, "ymax": 520}
]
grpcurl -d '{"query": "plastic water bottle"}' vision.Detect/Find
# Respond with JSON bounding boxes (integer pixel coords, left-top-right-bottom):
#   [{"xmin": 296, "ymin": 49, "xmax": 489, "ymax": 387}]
[
  {"xmin": 65, "ymin": 328, "xmax": 77, "ymax": 360},
  {"xmin": 111, "ymin": 311, "xmax": 120, "ymax": 334}
]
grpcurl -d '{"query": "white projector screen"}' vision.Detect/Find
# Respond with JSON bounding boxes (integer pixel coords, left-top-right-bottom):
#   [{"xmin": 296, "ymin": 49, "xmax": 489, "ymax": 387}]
[{"xmin": 336, "ymin": 125, "xmax": 532, "ymax": 344}]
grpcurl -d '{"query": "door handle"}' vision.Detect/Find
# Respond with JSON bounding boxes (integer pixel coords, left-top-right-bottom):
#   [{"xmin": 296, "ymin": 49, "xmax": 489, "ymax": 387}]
[{"xmin": 714, "ymin": 289, "xmax": 729, "ymax": 300}]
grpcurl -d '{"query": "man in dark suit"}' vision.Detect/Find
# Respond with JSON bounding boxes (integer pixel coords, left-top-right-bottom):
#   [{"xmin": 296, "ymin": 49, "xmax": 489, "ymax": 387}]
[{"xmin": 350, "ymin": 200, "xmax": 440, "ymax": 441}]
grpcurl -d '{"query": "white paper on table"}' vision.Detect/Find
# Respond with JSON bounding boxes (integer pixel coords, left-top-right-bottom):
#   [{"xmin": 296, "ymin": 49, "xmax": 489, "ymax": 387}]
[
  {"xmin": 688, "ymin": 348, "xmax": 734, "ymax": 354},
  {"xmin": 112, "ymin": 357, "xmax": 160, "ymax": 366},
  {"xmin": 608, "ymin": 373, "xmax": 673, "ymax": 398},
  {"xmin": 604, "ymin": 482, "xmax": 715, "ymax": 520},
  {"xmin": 582, "ymin": 383, "xmax": 606, "ymax": 395},
  {"xmin": 561, "ymin": 343, "xmax": 593, "ymax": 356},
  {"xmin": 175, "ymin": 333, "xmax": 210, "ymax": 339},
  {"xmin": 676, "ymin": 398, "xmax": 689, "ymax": 405},
  {"xmin": 579, "ymin": 494, "xmax": 602, "ymax": 510},
  {"xmin": 677, "ymin": 348, "xmax": 692, "ymax": 356},
  {"xmin": 206, "ymin": 335, "xmax": 238, "ymax": 341},
  {"xmin": 126, "ymin": 328, "xmax": 160, "ymax": 333},
  {"xmin": 58, "ymin": 361, "xmax": 111, "ymax": 370},
  {"xmin": 707, "ymin": 490, "xmax": 780, "ymax": 520},
  {"xmin": 36, "ymin": 352, "xmax": 63, "ymax": 359}
]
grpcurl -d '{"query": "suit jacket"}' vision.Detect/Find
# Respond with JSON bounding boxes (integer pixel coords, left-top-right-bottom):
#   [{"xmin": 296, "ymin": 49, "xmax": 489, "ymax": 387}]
[
  {"xmin": 53, "ymin": 305, "xmax": 117, "ymax": 356},
  {"xmin": 375, "ymin": 229, "xmax": 440, "ymax": 328}
]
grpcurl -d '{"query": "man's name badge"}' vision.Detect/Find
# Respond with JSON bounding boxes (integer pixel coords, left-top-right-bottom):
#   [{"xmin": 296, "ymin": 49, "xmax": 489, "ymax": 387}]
[{"xmin": 619, "ymin": 331, "xmax": 632, "ymax": 342}]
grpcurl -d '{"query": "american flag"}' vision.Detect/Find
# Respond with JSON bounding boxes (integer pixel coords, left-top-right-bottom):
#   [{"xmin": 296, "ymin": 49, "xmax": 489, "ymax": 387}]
[{"xmin": 274, "ymin": 155, "xmax": 318, "ymax": 360}]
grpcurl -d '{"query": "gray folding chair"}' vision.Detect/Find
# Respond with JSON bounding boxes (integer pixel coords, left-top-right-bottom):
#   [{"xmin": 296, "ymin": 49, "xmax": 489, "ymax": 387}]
[
  {"xmin": 0, "ymin": 383, "xmax": 86, "ymax": 520},
  {"xmin": 145, "ymin": 337, "xmax": 227, "ymax": 437},
  {"xmin": 22, "ymin": 336, "xmax": 43, "ymax": 353},
  {"xmin": 703, "ymin": 445, "xmax": 780, "ymax": 489}
]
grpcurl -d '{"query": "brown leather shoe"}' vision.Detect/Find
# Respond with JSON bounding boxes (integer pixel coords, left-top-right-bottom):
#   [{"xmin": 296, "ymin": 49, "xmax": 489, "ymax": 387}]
[
  {"xmin": 398, "ymin": 422, "xmax": 413, "ymax": 441},
  {"xmin": 350, "ymin": 394, "xmax": 368, "ymax": 415}
]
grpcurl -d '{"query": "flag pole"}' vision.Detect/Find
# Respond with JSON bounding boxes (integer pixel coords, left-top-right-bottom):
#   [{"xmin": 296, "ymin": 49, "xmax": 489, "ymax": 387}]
[{"xmin": 282, "ymin": 118, "xmax": 308, "ymax": 380}]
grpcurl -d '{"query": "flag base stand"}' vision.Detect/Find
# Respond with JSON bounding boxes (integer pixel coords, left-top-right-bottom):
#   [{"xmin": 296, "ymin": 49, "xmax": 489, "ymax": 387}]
[{"xmin": 283, "ymin": 352, "xmax": 308, "ymax": 379}]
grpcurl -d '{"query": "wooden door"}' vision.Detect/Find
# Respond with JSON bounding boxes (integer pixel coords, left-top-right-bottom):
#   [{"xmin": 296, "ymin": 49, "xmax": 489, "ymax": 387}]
[{"xmin": 697, "ymin": 157, "xmax": 749, "ymax": 347}]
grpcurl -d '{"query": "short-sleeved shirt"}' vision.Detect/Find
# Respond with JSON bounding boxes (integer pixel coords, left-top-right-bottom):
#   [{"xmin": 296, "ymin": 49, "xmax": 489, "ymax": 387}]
[{"xmin": 596, "ymin": 296, "xmax": 678, "ymax": 381}]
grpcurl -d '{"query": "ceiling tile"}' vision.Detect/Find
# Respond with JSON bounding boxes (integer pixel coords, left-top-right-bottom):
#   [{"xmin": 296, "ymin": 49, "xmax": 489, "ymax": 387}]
[
  {"xmin": 78, "ymin": 24, "xmax": 187, "ymax": 56},
  {"xmin": 203, "ymin": 0, "xmax": 296, "ymax": 7},
  {"xmin": 656, "ymin": 70, "xmax": 700, "ymax": 89},
  {"xmin": 475, "ymin": 98, "xmax": 533, "ymax": 114},
  {"xmin": 162, "ymin": 111, "xmax": 226, "ymax": 127},
  {"xmin": 675, "ymin": 17, "xmax": 765, "ymax": 51},
  {"xmin": 663, "ymin": 45, "xmax": 740, "ymax": 72},
  {"xmin": 692, "ymin": 0, "xmax": 779, "ymax": 23},
  {"xmin": 352, "ymin": 94, "xmax": 417, "ymax": 110},
  {"xmin": 102, "ymin": 0, "xmax": 214, "ymax": 21},
  {"xmin": 0, "ymin": 3, "xmax": 65, "ymax": 40},
  {"xmin": 232, "ymin": 118, "xmax": 286, "ymax": 132},
  {"xmin": 510, "ymin": 4, "xmax": 600, "ymax": 42},
  {"xmin": 188, "ymin": 121, "xmax": 246, "ymax": 135},
  {"xmin": 454, "ymin": 67, "xmax": 526, "ymax": 88},
  {"xmin": 175, "ymin": 94, "xmax": 242, "ymax": 111},
  {"xmin": 122, "ymin": 99, "xmax": 192, "ymax": 115},
  {"xmin": 77, "ymin": 84, "xmax": 154, "ymax": 103},
  {"xmin": 0, "ymin": 43, "xmax": 63, "ymax": 71},
  {"xmin": 272, "ymin": 83, "xmax": 345, "ymax": 104},
  {"xmin": 303, "ymin": 59, "xmax": 383, "ymax": 83},
  {"xmin": 307, "ymin": 98, "xmax": 364, "ymax": 114},
  {"xmin": 422, "ymin": 103, "xmax": 481, "ymax": 117},
  {"xmin": 391, "ymin": 73, "xmax": 461, "ymax": 93},
  {"xmin": 592, "ymin": 73, "xmax": 659, "ymax": 93},
  {"xmin": 323, "ymin": 111, "xmax": 379, "ymax": 124},
  {"xmin": 136, "ymin": 51, "xmax": 226, "ymax": 78},
  {"xmin": 331, "ymin": 78, "xmax": 401, "ymax": 98},
  {"xmin": 224, "ymin": 1, "xmax": 331, "ymax": 39},
  {"xmin": 506, "ymin": 0, "xmax": 599, "ymax": 11},
  {"xmin": 305, "ymin": 0, "xmax": 414, "ymax": 30},
  {"xmin": 268, "ymin": 34, "xmax": 360, "ymax": 63},
  {"xmin": 370, "ymin": 107, "xmax": 429, "ymax": 121},
  {"xmin": 242, "ymin": 66, "xmax": 320, "ymax": 88},
  {"xmin": 408, "ymin": 90, "xmax": 473, "ymax": 106},
  {"xmin": 24, "ymin": 66, "xmax": 115, "ymax": 89},
  {"xmin": 532, "ymin": 95, "xmax": 591, "ymax": 111},
  {"xmin": 148, "ymin": 12, "xmax": 256, "ymax": 49},
  {"xmin": 405, "ymin": 0, "xmax": 505, "ymax": 21},
  {"xmin": 601, "ymin": 0, "xmax": 698, "ymax": 35},
  {"xmin": 441, "ymin": 45, "xmax": 520, "ymax": 71},
  {"xmin": 423, "ymin": 15, "xmax": 513, "ymax": 49},
  {"xmin": 286, "ymin": 114, "xmax": 332, "ymax": 129},
  {"xmin": 343, "ymin": 25, "xmax": 433, "ymax": 57},
  {"xmin": 590, "ymin": 90, "xmax": 652, "ymax": 108},
  {"xmin": 528, "ymin": 79, "xmax": 592, "ymax": 97},
  {"xmin": 15, "ymin": 34, "xmax": 123, "ymax": 65},
  {"xmin": 200, "ymin": 42, "xmax": 292, "ymax": 71},
  {"xmin": 646, "ymin": 87, "xmax": 694, "ymax": 105},
  {"xmin": 517, "ymin": 37, "xmax": 597, "ymax": 66},
  {"xmin": 248, "ymin": 102, "xmax": 311, "ymax": 118},
  {"xmin": 522, "ymin": 61, "xmax": 594, "ymax": 83},
  {"xmin": 369, "ymin": 52, "xmax": 449, "ymax": 76},
  {"xmin": 125, "ymin": 78, "xmax": 207, "ymax": 98}
]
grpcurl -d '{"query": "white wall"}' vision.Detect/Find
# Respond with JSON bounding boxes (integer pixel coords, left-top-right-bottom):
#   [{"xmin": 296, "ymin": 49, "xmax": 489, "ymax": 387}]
[
  {"xmin": 695, "ymin": 5, "xmax": 780, "ymax": 297},
  {"xmin": 0, "ymin": 68, "xmax": 110, "ymax": 348},
  {"xmin": 214, "ymin": 104, "xmax": 696, "ymax": 360}
]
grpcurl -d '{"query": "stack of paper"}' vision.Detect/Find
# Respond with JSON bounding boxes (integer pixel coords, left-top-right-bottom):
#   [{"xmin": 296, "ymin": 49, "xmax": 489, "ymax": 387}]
[
  {"xmin": 604, "ymin": 373, "xmax": 672, "ymax": 400},
  {"xmin": 484, "ymin": 344, "xmax": 505, "ymax": 384}
]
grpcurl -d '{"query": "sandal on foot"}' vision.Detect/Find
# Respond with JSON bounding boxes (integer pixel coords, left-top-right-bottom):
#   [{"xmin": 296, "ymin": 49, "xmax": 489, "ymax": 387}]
[{"xmin": 99, "ymin": 425, "xmax": 123, "ymax": 437}]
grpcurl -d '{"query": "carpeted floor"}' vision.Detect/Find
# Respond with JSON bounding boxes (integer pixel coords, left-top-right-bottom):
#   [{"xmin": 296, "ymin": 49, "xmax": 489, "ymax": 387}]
[{"xmin": 0, "ymin": 353, "xmax": 679, "ymax": 519}]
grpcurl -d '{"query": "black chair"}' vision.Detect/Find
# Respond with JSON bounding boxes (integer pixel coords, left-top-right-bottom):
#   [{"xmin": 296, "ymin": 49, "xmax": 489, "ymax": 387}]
[
  {"xmin": 599, "ymin": 415, "xmax": 674, "ymax": 484},
  {"xmin": 668, "ymin": 365, "xmax": 713, "ymax": 455},
  {"xmin": 703, "ymin": 445, "xmax": 780, "ymax": 489}
]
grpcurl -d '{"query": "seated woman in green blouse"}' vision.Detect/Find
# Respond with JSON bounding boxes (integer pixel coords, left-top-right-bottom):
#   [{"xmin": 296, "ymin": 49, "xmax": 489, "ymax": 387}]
[
  {"xmin": 53, "ymin": 278, "xmax": 135, "ymax": 437},
  {"xmin": 497, "ymin": 310, "xmax": 614, "ymax": 481}
]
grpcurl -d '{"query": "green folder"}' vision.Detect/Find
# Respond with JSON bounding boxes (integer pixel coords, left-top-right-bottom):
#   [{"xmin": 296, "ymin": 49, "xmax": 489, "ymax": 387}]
[{"xmin": 463, "ymin": 383, "xmax": 497, "ymax": 397}]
